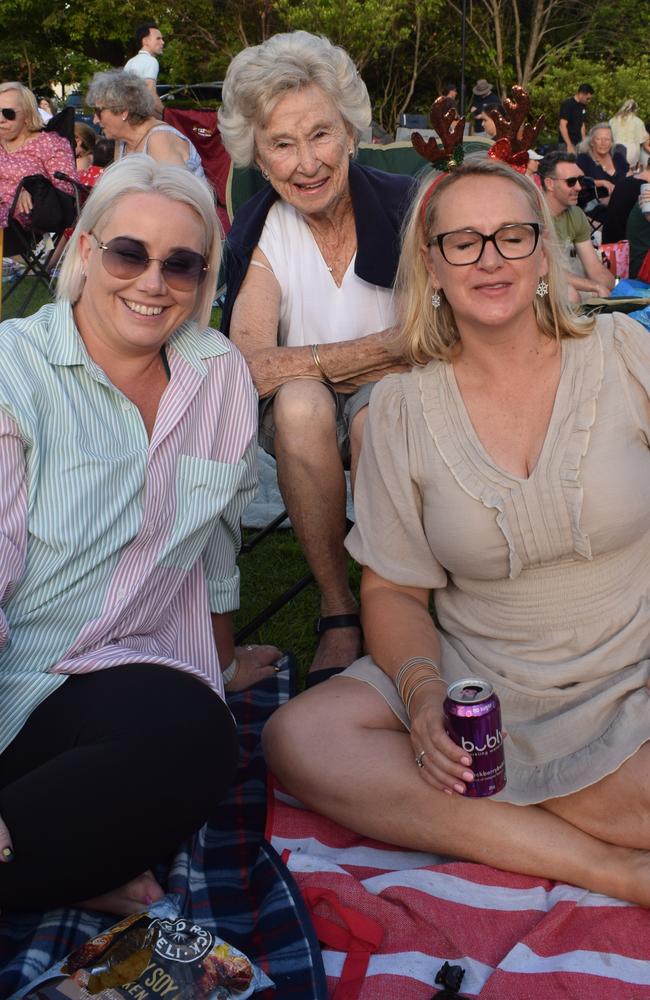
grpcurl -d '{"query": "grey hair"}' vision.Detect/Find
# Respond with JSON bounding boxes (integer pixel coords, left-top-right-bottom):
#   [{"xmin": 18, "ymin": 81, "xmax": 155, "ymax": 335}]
[
  {"xmin": 57, "ymin": 155, "xmax": 221, "ymax": 328},
  {"xmin": 396, "ymin": 156, "xmax": 593, "ymax": 365},
  {"xmin": 86, "ymin": 70, "xmax": 155, "ymax": 125},
  {"xmin": 579, "ymin": 122, "xmax": 613, "ymax": 155},
  {"xmin": 0, "ymin": 81, "xmax": 42, "ymax": 133},
  {"xmin": 218, "ymin": 30, "xmax": 371, "ymax": 167}
]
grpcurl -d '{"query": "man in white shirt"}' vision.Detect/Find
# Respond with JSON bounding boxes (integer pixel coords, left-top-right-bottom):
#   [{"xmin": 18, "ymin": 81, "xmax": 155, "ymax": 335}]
[{"xmin": 124, "ymin": 22, "xmax": 164, "ymax": 116}]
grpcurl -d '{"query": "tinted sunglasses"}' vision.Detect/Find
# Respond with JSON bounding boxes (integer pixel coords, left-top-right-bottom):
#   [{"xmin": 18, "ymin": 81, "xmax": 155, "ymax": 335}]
[
  {"xmin": 550, "ymin": 175, "xmax": 585, "ymax": 188},
  {"xmin": 0, "ymin": 107, "xmax": 17, "ymax": 121},
  {"xmin": 90, "ymin": 234, "xmax": 209, "ymax": 290}
]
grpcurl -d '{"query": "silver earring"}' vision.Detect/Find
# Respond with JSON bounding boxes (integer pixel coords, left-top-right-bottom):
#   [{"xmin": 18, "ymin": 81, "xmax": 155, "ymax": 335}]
[
  {"xmin": 348, "ymin": 148, "xmax": 354, "ymax": 157},
  {"xmin": 261, "ymin": 168, "xmax": 269, "ymax": 180},
  {"xmin": 431, "ymin": 289, "xmax": 441, "ymax": 308},
  {"xmin": 536, "ymin": 278, "xmax": 549, "ymax": 297}
]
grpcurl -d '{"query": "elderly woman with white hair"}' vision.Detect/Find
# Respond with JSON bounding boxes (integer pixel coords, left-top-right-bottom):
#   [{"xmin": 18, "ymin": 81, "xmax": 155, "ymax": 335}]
[
  {"xmin": 0, "ymin": 155, "xmax": 278, "ymax": 916},
  {"xmin": 577, "ymin": 122, "xmax": 629, "ymax": 206},
  {"xmin": 86, "ymin": 69, "xmax": 205, "ymax": 176},
  {"xmin": 219, "ymin": 31, "xmax": 415, "ymax": 683}
]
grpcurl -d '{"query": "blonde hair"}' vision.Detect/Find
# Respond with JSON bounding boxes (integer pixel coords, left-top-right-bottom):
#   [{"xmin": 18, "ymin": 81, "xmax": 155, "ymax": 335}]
[
  {"xmin": 57, "ymin": 155, "xmax": 221, "ymax": 328},
  {"xmin": 397, "ymin": 156, "xmax": 593, "ymax": 365},
  {"xmin": 0, "ymin": 81, "xmax": 42, "ymax": 133},
  {"xmin": 613, "ymin": 99, "xmax": 638, "ymax": 119},
  {"xmin": 218, "ymin": 30, "xmax": 371, "ymax": 167}
]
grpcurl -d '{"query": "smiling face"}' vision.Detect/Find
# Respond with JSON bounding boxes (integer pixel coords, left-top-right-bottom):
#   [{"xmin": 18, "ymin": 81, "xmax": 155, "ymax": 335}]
[
  {"xmin": 0, "ymin": 89, "xmax": 29, "ymax": 146},
  {"xmin": 254, "ymin": 84, "xmax": 354, "ymax": 220},
  {"xmin": 75, "ymin": 191, "xmax": 204, "ymax": 365},
  {"xmin": 545, "ymin": 160, "xmax": 584, "ymax": 210},
  {"xmin": 422, "ymin": 174, "xmax": 547, "ymax": 337}
]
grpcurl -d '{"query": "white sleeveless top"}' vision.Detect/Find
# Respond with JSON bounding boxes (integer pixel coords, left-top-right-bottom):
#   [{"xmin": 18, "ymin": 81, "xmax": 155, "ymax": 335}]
[{"xmin": 257, "ymin": 200, "xmax": 396, "ymax": 347}]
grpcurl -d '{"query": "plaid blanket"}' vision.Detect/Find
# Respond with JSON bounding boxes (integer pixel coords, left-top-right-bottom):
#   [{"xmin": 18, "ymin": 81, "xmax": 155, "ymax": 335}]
[
  {"xmin": 0, "ymin": 665, "xmax": 327, "ymax": 999},
  {"xmin": 268, "ymin": 783, "xmax": 650, "ymax": 999}
]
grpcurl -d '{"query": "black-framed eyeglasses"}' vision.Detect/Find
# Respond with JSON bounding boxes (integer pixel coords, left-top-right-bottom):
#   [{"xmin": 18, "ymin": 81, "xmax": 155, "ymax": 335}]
[
  {"xmin": 0, "ymin": 107, "xmax": 18, "ymax": 121},
  {"xmin": 428, "ymin": 223, "xmax": 541, "ymax": 266},
  {"xmin": 90, "ymin": 234, "xmax": 209, "ymax": 290},
  {"xmin": 549, "ymin": 175, "xmax": 585, "ymax": 188}
]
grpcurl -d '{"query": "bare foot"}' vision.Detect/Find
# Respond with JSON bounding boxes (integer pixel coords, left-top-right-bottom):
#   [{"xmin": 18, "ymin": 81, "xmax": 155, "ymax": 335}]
[
  {"xmin": 78, "ymin": 870, "xmax": 165, "ymax": 916},
  {"xmin": 309, "ymin": 624, "xmax": 362, "ymax": 675}
]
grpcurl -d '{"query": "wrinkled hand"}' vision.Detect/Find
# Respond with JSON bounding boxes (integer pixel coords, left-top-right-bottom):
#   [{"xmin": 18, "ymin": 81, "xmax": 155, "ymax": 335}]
[
  {"xmin": 0, "ymin": 812, "xmax": 14, "ymax": 863},
  {"xmin": 409, "ymin": 684, "xmax": 476, "ymax": 796},
  {"xmin": 15, "ymin": 189, "xmax": 33, "ymax": 216},
  {"xmin": 225, "ymin": 644, "xmax": 283, "ymax": 692}
]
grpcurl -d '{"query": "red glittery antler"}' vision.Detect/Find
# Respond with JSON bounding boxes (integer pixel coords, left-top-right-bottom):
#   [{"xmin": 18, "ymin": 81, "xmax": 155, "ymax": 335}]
[
  {"xmin": 484, "ymin": 86, "xmax": 544, "ymax": 153},
  {"xmin": 411, "ymin": 96, "xmax": 466, "ymax": 169}
]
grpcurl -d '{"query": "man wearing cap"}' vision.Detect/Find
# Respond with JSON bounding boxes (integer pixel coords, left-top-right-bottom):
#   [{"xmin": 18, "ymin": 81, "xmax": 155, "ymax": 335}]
[
  {"xmin": 558, "ymin": 84, "xmax": 593, "ymax": 154},
  {"xmin": 539, "ymin": 151, "xmax": 615, "ymax": 300},
  {"xmin": 470, "ymin": 79, "xmax": 500, "ymax": 134}
]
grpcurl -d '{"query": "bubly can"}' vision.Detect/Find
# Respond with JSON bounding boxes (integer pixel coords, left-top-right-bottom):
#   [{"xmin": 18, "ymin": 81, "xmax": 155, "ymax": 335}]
[{"xmin": 444, "ymin": 678, "xmax": 506, "ymax": 797}]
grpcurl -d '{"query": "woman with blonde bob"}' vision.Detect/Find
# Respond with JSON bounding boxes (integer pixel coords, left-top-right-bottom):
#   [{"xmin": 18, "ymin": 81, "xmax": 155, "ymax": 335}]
[
  {"xmin": 0, "ymin": 155, "xmax": 279, "ymax": 916},
  {"xmin": 264, "ymin": 156, "xmax": 650, "ymax": 907}
]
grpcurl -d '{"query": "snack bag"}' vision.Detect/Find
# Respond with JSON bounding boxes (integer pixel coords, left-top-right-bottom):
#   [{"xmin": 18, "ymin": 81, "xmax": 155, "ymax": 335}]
[{"xmin": 13, "ymin": 897, "xmax": 273, "ymax": 999}]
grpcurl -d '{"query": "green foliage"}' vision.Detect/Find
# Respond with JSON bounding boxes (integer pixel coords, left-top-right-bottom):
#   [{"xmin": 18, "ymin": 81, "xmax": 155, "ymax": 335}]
[{"xmin": 532, "ymin": 53, "xmax": 650, "ymax": 145}]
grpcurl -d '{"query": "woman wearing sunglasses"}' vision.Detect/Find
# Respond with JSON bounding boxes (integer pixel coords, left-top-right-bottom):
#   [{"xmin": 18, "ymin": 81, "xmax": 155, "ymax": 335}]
[
  {"xmin": 86, "ymin": 70, "xmax": 205, "ymax": 178},
  {"xmin": 0, "ymin": 155, "xmax": 279, "ymax": 916},
  {"xmin": 0, "ymin": 81, "xmax": 77, "ymax": 247},
  {"xmin": 265, "ymin": 156, "xmax": 650, "ymax": 907}
]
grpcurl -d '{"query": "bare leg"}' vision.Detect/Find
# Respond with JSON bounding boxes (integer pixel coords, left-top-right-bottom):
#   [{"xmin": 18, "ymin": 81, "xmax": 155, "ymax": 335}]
[
  {"xmin": 263, "ymin": 679, "xmax": 650, "ymax": 907},
  {"xmin": 273, "ymin": 380, "xmax": 362, "ymax": 673},
  {"xmin": 78, "ymin": 869, "xmax": 165, "ymax": 916}
]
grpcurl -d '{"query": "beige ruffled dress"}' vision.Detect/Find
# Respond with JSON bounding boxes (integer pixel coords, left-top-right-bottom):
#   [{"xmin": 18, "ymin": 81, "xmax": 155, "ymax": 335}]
[{"xmin": 344, "ymin": 313, "xmax": 650, "ymax": 805}]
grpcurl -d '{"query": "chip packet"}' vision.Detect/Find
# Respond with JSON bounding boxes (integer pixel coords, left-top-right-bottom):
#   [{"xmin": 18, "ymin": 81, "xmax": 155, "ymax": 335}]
[{"xmin": 12, "ymin": 897, "xmax": 273, "ymax": 1000}]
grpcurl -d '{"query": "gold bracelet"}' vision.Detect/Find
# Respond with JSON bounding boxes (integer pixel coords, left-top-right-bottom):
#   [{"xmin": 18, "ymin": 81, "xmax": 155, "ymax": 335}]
[
  {"xmin": 405, "ymin": 675, "xmax": 446, "ymax": 718},
  {"xmin": 395, "ymin": 657, "xmax": 441, "ymax": 700},
  {"xmin": 311, "ymin": 343, "xmax": 332, "ymax": 383}
]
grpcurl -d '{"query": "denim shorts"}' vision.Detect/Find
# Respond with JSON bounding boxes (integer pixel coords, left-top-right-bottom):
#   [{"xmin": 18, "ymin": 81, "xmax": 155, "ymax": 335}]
[{"xmin": 258, "ymin": 381, "xmax": 376, "ymax": 466}]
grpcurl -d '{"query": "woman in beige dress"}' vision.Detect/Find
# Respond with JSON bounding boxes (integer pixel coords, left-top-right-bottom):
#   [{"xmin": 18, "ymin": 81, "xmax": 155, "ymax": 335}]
[{"xmin": 264, "ymin": 156, "xmax": 650, "ymax": 907}]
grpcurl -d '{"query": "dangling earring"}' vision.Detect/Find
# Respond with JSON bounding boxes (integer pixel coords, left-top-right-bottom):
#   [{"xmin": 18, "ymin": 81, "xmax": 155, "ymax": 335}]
[
  {"xmin": 261, "ymin": 168, "xmax": 270, "ymax": 181},
  {"xmin": 431, "ymin": 289, "xmax": 441, "ymax": 308},
  {"xmin": 536, "ymin": 278, "xmax": 549, "ymax": 297}
]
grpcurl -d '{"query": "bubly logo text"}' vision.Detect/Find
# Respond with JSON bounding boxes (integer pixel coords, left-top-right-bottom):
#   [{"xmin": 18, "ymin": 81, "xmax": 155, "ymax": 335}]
[{"xmin": 461, "ymin": 729, "xmax": 503, "ymax": 753}]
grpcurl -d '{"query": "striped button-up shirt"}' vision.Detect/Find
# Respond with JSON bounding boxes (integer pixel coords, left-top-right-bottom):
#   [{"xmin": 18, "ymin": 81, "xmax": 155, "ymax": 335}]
[{"xmin": 0, "ymin": 300, "xmax": 257, "ymax": 754}]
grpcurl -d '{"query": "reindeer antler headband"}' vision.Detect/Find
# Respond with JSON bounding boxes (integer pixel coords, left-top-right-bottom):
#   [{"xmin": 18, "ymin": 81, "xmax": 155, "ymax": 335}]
[
  {"xmin": 485, "ymin": 86, "xmax": 545, "ymax": 173},
  {"xmin": 411, "ymin": 97, "xmax": 466, "ymax": 231}
]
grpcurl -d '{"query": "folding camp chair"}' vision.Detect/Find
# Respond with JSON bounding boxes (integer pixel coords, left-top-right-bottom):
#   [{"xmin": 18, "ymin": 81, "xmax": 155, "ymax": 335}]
[
  {"xmin": 163, "ymin": 107, "xmax": 232, "ymax": 235},
  {"xmin": 1, "ymin": 108, "xmax": 78, "ymax": 319}
]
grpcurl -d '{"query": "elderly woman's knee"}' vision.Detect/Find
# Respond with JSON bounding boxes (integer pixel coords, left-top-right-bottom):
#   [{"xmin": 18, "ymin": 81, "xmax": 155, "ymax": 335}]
[{"xmin": 272, "ymin": 381, "xmax": 337, "ymax": 442}]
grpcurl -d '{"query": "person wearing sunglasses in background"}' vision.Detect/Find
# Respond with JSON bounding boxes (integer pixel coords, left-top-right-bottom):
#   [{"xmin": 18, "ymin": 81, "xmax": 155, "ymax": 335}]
[
  {"xmin": 538, "ymin": 151, "xmax": 615, "ymax": 302},
  {"xmin": 0, "ymin": 156, "xmax": 279, "ymax": 917},
  {"xmin": 0, "ymin": 81, "xmax": 77, "ymax": 255}
]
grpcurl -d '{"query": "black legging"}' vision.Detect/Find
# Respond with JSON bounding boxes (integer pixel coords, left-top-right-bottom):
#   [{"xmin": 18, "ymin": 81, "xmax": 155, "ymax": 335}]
[{"xmin": 0, "ymin": 664, "xmax": 238, "ymax": 912}]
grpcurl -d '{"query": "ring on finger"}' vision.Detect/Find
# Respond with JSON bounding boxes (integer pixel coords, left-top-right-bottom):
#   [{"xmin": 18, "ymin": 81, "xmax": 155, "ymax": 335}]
[{"xmin": 415, "ymin": 749, "xmax": 427, "ymax": 768}]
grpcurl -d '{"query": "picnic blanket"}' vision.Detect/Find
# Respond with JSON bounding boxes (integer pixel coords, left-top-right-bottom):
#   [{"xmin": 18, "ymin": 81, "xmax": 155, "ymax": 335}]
[
  {"xmin": 0, "ymin": 664, "xmax": 327, "ymax": 999},
  {"xmin": 268, "ymin": 768, "xmax": 650, "ymax": 998}
]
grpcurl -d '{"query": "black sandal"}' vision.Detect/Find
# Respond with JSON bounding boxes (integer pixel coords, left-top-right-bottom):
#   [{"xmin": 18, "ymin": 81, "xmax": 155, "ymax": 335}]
[{"xmin": 305, "ymin": 614, "xmax": 362, "ymax": 689}]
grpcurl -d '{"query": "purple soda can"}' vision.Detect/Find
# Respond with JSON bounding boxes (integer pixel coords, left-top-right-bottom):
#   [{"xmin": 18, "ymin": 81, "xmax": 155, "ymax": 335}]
[{"xmin": 444, "ymin": 678, "xmax": 506, "ymax": 797}]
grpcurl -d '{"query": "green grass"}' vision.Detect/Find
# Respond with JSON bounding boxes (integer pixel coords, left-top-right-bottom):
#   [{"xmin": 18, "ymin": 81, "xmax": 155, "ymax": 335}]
[
  {"xmin": 235, "ymin": 529, "xmax": 361, "ymax": 684},
  {"xmin": 1, "ymin": 276, "xmax": 53, "ymax": 320}
]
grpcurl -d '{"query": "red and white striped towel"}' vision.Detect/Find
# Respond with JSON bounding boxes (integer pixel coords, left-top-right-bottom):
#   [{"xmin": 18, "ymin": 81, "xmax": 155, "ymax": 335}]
[{"xmin": 267, "ymin": 781, "xmax": 650, "ymax": 999}]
